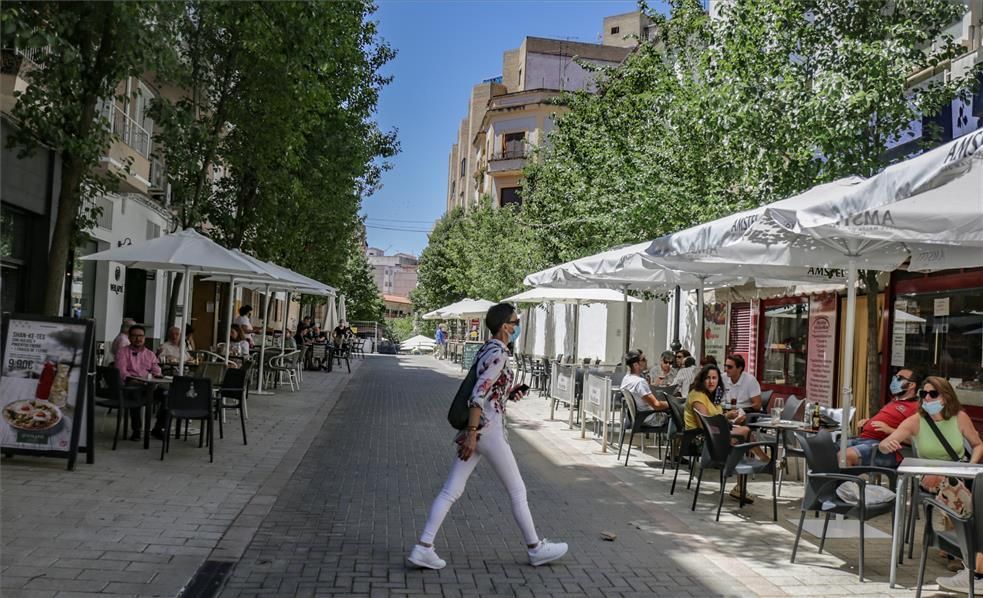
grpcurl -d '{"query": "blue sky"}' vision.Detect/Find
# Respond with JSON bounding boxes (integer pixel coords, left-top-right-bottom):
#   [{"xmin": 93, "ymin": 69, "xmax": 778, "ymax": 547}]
[{"xmin": 363, "ymin": 0, "xmax": 639, "ymax": 256}]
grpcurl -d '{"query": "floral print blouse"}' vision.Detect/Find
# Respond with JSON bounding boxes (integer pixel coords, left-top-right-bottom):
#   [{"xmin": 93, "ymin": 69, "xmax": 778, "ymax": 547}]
[{"xmin": 467, "ymin": 339, "xmax": 514, "ymax": 430}]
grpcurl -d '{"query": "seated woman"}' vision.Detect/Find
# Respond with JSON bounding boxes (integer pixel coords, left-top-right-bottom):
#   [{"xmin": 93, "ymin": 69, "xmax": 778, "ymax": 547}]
[
  {"xmin": 878, "ymin": 377, "xmax": 983, "ymax": 593},
  {"xmin": 229, "ymin": 324, "xmax": 251, "ymax": 358},
  {"xmin": 684, "ymin": 363, "xmax": 761, "ymax": 501}
]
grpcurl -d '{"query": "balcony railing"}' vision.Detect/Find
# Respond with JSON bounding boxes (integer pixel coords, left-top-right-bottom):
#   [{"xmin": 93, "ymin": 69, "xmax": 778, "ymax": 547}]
[
  {"xmin": 490, "ymin": 147, "xmax": 528, "ymax": 161},
  {"xmin": 99, "ymin": 102, "xmax": 152, "ymax": 159}
]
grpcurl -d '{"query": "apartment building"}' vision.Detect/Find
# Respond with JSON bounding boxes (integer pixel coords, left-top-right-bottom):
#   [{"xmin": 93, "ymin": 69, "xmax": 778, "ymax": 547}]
[
  {"xmin": 445, "ymin": 13, "xmax": 645, "ymax": 213},
  {"xmin": 366, "ymin": 247, "xmax": 419, "ymax": 299}
]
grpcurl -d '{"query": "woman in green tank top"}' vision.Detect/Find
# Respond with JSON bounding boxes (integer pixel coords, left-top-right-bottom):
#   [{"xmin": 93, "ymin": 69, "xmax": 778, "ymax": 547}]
[
  {"xmin": 878, "ymin": 377, "xmax": 983, "ymax": 591},
  {"xmin": 879, "ymin": 376, "xmax": 983, "ymax": 475}
]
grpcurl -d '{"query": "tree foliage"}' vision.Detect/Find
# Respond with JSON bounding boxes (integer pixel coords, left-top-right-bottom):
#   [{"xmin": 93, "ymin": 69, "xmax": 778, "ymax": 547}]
[
  {"xmin": 341, "ymin": 240, "xmax": 384, "ymax": 322},
  {"xmin": 413, "ymin": 199, "xmax": 546, "ymax": 315},
  {"xmin": 2, "ymin": 1, "xmax": 180, "ymax": 314}
]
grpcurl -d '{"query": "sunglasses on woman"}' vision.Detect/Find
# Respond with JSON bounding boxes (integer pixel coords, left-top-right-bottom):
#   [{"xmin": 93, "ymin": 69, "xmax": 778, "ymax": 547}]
[{"xmin": 918, "ymin": 389, "xmax": 941, "ymax": 399}]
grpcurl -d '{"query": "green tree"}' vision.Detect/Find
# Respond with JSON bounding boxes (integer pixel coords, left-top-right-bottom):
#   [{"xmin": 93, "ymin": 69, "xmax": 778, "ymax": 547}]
[
  {"xmin": 340, "ymin": 243, "xmax": 384, "ymax": 322},
  {"xmin": 2, "ymin": 1, "xmax": 179, "ymax": 315},
  {"xmin": 412, "ymin": 207, "xmax": 467, "ymax": 315}
]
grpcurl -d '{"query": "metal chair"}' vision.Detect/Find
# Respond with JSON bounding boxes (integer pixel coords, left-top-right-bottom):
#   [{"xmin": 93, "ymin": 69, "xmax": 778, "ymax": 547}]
[
  {"xmin": 215, "ymin": 362, "xmax": 250, "ymax": 445},
  {"xmin": 665, "ymin": 397, "xmax": 705, "ymax": 495},
  {"xmin": 93, "ymin": 366, "xmax": 153, "ymax": 451}
]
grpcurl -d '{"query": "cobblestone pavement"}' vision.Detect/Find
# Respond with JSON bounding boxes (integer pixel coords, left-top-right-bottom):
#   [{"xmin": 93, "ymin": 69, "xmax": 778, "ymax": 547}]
[
  {"xmin": 217, "ymin": 355, "xmax": 955, "ymax": 598},
  {"xmin": 1, "ymin": 360, "xmax": 361, "ymax": 598}
]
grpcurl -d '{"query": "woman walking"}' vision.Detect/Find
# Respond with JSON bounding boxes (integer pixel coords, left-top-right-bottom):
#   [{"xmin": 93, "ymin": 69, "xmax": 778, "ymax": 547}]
[{"xmin": 408, "ymin": 303, "xmax": 567, "ymax": 570}]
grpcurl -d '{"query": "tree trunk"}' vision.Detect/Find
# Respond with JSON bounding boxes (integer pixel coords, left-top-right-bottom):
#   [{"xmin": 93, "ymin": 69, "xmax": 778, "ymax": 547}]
[
  {"xmin": 42, "ymin": 160, "xmax": 84, "ymax": 315},
  {"xmin": 863, "ymin": 270, "xmax": 882, "ymax": 415},
  {"xmin": 166, "ymin": 271, "xmax": 184, "ymax": 329}
]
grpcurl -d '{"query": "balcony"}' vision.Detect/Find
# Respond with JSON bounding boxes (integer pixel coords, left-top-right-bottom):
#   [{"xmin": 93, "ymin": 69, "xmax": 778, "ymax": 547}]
[
  {"xmin": 487, "ymin": 146, "xmax": 528, "ymax": 174},
  {"xmin": 100, "ymin": 102, "xmax": 152, "ymax": 159}
]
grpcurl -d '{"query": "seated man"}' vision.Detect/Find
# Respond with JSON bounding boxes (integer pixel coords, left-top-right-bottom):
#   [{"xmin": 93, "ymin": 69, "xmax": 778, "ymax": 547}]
[
  {"xmin": 842, "ymin": 367, "xmax": 922, "ymax": 467},
  {"xmin": 650, "ymin": 350, "xmax": 676, "ymax": 387},
  {"xmin": 114, "ymin": 324, "xmax": 163, "ymax": 441},
  {"xmin": 722, "ymin": 354, "xmax": 762, "ymax": 421},
  {"xmin": 621, "ymin": 350, "xmax": 670, "ymax": 426}
]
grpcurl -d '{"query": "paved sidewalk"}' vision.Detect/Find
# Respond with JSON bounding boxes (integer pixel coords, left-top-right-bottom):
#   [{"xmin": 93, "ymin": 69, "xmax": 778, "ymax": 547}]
[
  {"xmin": 1, "ymin": 360, "xmax": 361, "ymax": 598},
  {"xmin": 217, "ymin": 355, "xmax": 950, "ymax": 597}
]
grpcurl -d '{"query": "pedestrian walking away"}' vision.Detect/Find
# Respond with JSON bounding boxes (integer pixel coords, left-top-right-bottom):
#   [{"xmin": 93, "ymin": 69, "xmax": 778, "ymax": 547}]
[{"xmin": 407, "ymin": 302, "xmax": 568, "ymax": 571}]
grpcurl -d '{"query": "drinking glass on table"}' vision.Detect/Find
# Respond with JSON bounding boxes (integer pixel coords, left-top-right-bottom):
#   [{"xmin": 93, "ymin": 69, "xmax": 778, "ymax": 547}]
[{"xmin": 770, "ymin": 396, "xmax": 784, "ymax": 423}]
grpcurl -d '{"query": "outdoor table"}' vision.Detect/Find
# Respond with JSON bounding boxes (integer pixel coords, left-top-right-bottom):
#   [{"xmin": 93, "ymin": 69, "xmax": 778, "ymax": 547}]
[{"xmin": 889, "ymin": 458, "xmax": 983, "ymax": 587}]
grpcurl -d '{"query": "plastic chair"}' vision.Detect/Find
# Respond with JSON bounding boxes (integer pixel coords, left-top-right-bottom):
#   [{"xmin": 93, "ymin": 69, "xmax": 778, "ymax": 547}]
[
  {"xmin": 269, "ymin": 350, "xmax": 301, "ymax": 391},
  {"xmin": 618, "ymin": 389, "xmax": 669, "ymax": 466},
  {"xmin": 665, "ymin": 397, "xmax": 704, "ymax": 495},
  {"xmin": 915, "ymin": 472, "xmax": 983, "ymax": 598},
  {"xmin": 215, "ymin": 361, "xmax": 250, "ymax": 445},
  {"xmin": 160, "ymin": 376, "xmax": 214, "ymax": 462},
  {"xmin": 692, "ymin": 412, "xmax": 779, "ymax": 521},
  {"xmin": 94, "ymin": 366, "xmax": 154, "ymax": 451},
  {"xmin": 790, "ymin": 430, "xmax": 897, "ymax": 581}
]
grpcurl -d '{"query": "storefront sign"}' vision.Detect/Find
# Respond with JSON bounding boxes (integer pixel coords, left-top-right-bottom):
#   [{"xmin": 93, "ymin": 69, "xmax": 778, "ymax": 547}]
[
  {"xmin": 0, "ymin": 315, "xmax": 94, "ymax": 470},
  {"xmin": 806, "ymin": 294, "xmax": 838, "ymax": 407},
  {"xmin": 704, "ymin": 301, "xmax": 728, "ymax": 363}
]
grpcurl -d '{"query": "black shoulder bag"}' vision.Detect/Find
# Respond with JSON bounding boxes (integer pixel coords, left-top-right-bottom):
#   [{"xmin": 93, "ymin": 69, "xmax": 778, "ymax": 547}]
[
  {"xmin": 922, "ymin": 415, "xmax": 969, "ymax": 463},
  {"xmin": 447, "ymin": 360, "xmax": 480, "ymax": 430}
]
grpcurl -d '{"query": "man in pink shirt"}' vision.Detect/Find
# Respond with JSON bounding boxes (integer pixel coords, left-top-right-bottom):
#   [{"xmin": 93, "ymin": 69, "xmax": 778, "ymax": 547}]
[{"xmin": 115, "ymin": 325, "xmax": 162, "ymax": 441}]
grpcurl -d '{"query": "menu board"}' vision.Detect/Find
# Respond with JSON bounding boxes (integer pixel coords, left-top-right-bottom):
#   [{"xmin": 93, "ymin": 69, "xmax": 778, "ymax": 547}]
[
  {"xmin": 1, "ymin": 315, "xmax": 94, "ymax": 470},
  {"xmin": 806, "ymin": 294, "xmax": 838, "ymax": 407},
  {"xmin": 461, "ymin": 341, "xmax": 482, "ymax": 371}
]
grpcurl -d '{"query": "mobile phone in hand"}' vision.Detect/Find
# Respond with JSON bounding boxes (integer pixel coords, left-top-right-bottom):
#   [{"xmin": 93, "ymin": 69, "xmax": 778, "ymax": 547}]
[{"xmin": 510, "ymin": 384, "xmax": 530, "ymax": 400}]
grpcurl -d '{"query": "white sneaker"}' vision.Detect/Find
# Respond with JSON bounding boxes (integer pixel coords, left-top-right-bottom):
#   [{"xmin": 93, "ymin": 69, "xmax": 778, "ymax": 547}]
[
  {"xmin": 528, "ymin": 539, "xmax": 568, "ymax": 566},
  {"xmin": 407, "ymin": 544, "xmax": 446, "ymax": 570},
  {"xmin": 937, "ymin": 568, "xmax": 973, "ymax": 593}
]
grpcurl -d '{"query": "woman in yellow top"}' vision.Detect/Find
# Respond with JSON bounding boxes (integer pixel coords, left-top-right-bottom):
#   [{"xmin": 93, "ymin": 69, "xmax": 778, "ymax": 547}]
[
  {"xmin": 685, "ymin": 363, "xmax": 758, "ymax": 501},
  {"xmin": 684, "ymin": 364, "xmax": 748, "ymax": 437}
]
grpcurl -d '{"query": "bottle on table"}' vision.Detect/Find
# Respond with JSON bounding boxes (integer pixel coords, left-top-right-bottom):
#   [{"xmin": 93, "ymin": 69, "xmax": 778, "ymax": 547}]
[
  {"xmin": 812, "ymin": 403, "xmax": 822, "ymax": 429},
  {"xmin": 730, "ymin": 397, "xmax": 737, "ymax": 412}
]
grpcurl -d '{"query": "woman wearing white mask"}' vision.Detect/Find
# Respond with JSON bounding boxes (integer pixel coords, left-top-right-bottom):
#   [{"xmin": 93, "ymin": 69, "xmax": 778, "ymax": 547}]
[
  {"xmin": 408, "ymin": 303, "xmax": 567, "ymax": 570},
  {"xmin": 879, "ymin": 377, "xmax": 983, "ymax": 593}
]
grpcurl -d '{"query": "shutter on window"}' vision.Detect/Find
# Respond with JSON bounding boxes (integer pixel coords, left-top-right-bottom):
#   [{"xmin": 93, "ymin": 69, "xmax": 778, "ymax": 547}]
[{"xmin": 728, "ymin": 302, "xmax": 751, "ymax": 355}]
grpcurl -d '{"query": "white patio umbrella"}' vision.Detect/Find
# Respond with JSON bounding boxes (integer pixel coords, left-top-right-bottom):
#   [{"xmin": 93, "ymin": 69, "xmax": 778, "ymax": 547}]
[
  {"xmin": 745, "ymin": 130, "xmax": 983, "ymax": 468},
  {"xmin": 324, "ymin": 296, "xmax": 338, "ymax": 331},
  {"xmin": 503, "ymin": 287, "xmax": 642, "ymax": 361},
  {"xmin": 205, "ymin": 254, "xmax": 334, "ymax": 396},
  {"xmin": 338, "ymin": 294, "xmax": 347, "ymax": 324},
  {"xmin": 431, "ymin": 298, "xmax": 496, "ymax": 319},
  {"xmin": 82, "ymin": 228, "xmax": 271, "ymax": 375},
  {"xmin": 402, "ymin": 334, "xmax": 436, "ymax": 352}
]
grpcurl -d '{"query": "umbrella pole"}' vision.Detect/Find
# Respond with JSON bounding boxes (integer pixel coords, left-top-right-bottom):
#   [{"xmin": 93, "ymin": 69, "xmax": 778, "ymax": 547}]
[
  {"xmin": 255, "ymin": 285, "xmax": 274, "ymax": 396},
  {"xmin": 839, "ymin": 259, "xmax": 859, "ymax": 467},
  {"xmin": 281, "ymin": 292, "xmax": 290, "ymax": 343},
  {"xmin": 622, "ymin": 285, "xmax": 630, "ymax": 355},
  {"xmin": 223, "ymin": 279, "xmax": 235, "ymax": 364},
  {"xmin": 573, "ymin": 303, "xmax": 580, "ymax": 363},
  {"xmin": 697, "ymin": 284, "xmax": 705, "ymax": 359},
  {"xmin": 671, "ymin": 286, "xmax": 682, "ymax": 352},
  {"xmin": 178, "ymin": 266, "xmax": 190, "ymax": 376}
]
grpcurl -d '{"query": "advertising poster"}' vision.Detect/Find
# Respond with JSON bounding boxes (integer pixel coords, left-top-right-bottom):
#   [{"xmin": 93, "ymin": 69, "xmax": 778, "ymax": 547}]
[
  {"xmin": 1, "ymin": 316, "xmax": 93, "ymax": 465},
  {"xmin": 703, "ymin": 301, "xmax": 728, "ymax": 363},
  {"xmin": 806, "ymin": 294, "xmax": 838, "ymax": 407}
]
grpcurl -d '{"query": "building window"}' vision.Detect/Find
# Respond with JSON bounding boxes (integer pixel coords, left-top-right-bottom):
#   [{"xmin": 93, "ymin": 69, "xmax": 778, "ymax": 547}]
[
  {"xmin": 500, "ymin": 132, "xmax": 526, "ymax": 159},
  {"xmin": 95, "ymin": 197, "xmax": 113, "ymax": 229},
  {"xmin": 459, "ymin": 157, "xmax": 466, "ymax": 178},
  {"xmin": 610, "ymin": 26, "xmax": 620, "ymax": 34},
  {"xmin": 759, "ymin": 298, "xmax": 809, "ymax": 391},
  {"xmin": 500, "ymin": 187, "xmax": 522, "ymax": 207}
]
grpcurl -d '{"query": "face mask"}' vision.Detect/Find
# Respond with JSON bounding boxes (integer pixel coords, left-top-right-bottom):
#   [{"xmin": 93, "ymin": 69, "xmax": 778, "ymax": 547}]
[
  {"xmin": 509, "ymin": 324, "xmax": 521, "ymax": 343},
  {"xmin": 889, "ymin": 376, "xmax": 905, "ymax": 396},
  {"xmin": 922, "ymin": 400, "xmax": 944, "ymax": 416}
]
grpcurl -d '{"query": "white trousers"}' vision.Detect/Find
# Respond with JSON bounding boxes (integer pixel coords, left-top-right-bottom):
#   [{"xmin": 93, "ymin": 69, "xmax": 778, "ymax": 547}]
[{"xmin": 420, "ymin": 426, "xmax": 539, "ymax": 545}]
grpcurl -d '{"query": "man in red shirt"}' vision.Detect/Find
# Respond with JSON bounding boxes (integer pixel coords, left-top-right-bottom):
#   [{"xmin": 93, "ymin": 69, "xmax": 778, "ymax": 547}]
[{"xmin": 842, "ymin": 368, "xmax": 923, "ymax": 467}]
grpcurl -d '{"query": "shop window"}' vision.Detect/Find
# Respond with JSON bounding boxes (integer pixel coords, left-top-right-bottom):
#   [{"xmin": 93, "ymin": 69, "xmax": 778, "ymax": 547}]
[
  {"xmin": 893, "ymin": 288, "xmax": 983, "ymax": 402},
  {"xmin": 760, "ymin": 299, "xmax": 809, "ymax": 390},
  {"xmin": 123, "ymin": 268, "xmax": 147, "ymax": 322}
]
